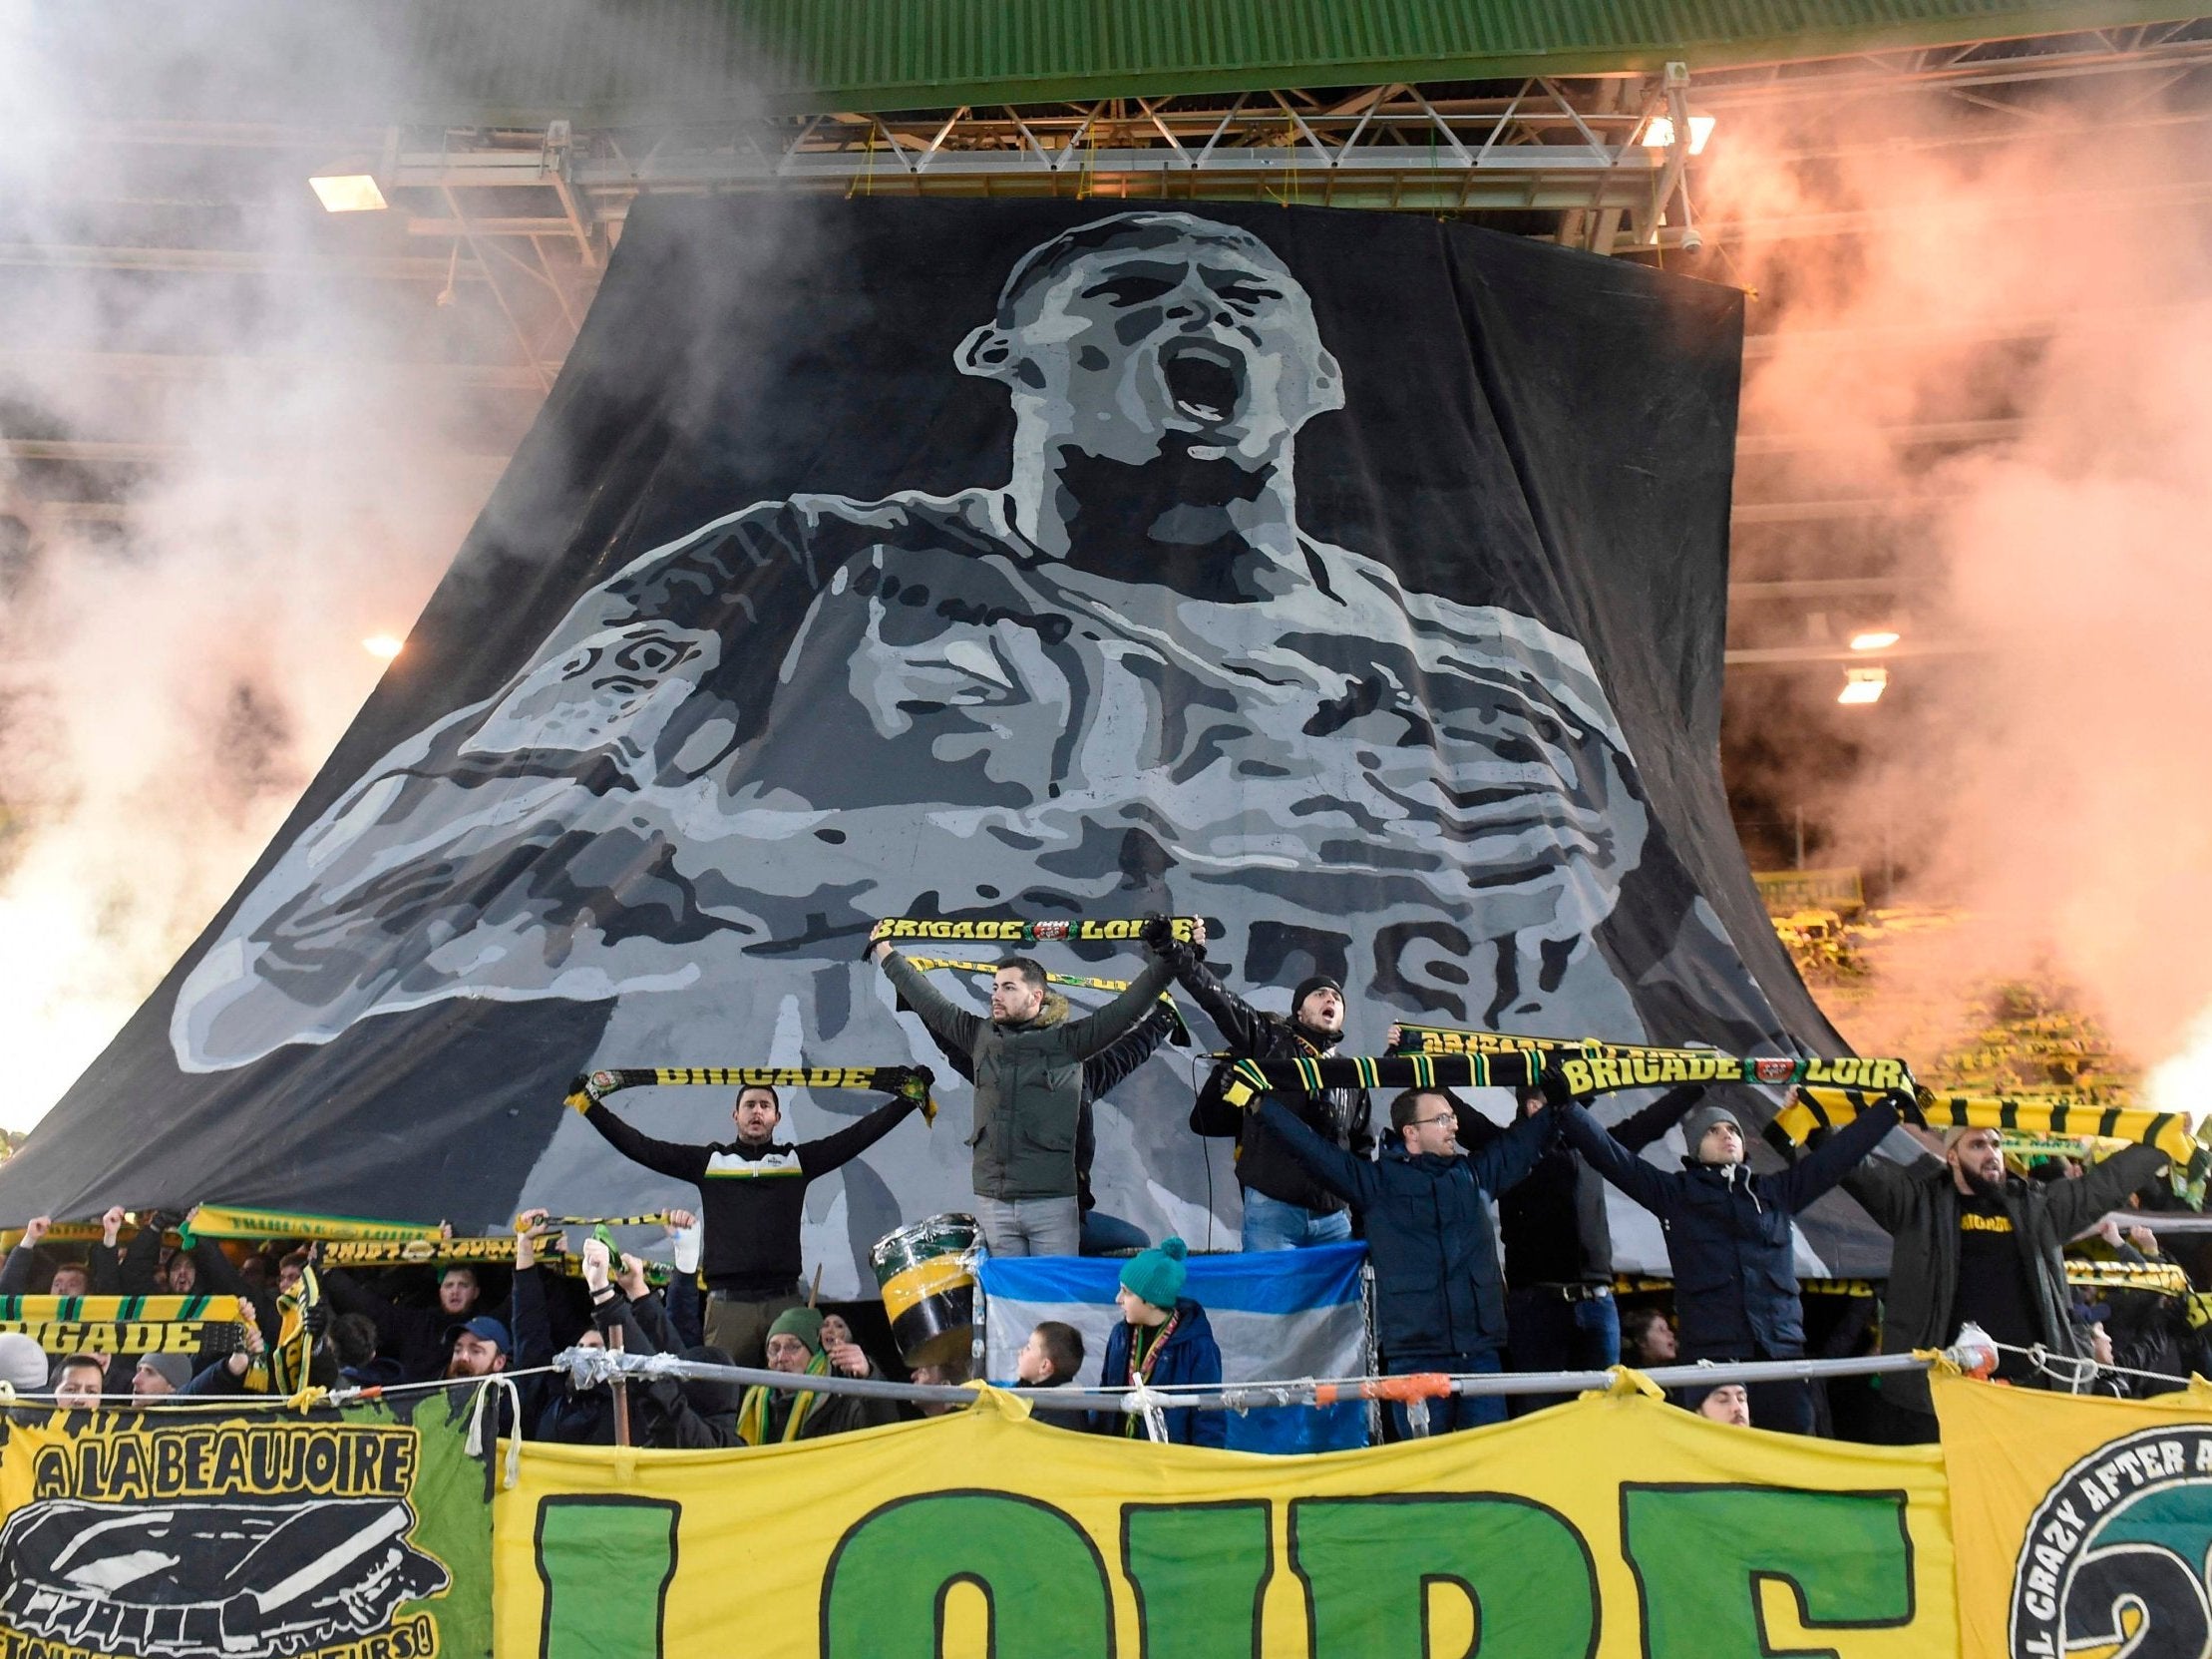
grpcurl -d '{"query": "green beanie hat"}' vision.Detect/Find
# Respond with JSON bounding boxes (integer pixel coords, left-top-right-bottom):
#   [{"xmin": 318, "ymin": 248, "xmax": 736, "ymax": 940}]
[
  {"xmin": 1119, "ymin": 1236, "xmax": 1189, "ymax": 1311},
  {"xmin": 767, "ymin": 1305, "xmax": 825, "ymax": 1354}
]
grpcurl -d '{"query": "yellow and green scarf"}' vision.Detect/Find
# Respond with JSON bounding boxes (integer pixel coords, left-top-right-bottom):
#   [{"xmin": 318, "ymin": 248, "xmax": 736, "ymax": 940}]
[{"xmin": 736, "ymin": 1349, "xmax": 831, "ymax": 1446}]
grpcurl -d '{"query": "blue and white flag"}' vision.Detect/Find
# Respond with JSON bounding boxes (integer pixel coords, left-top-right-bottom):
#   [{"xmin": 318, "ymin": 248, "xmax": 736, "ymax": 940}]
[{"xmin": 977, "ymin": 1242, "xmax": 1371, "ymax": 1452}]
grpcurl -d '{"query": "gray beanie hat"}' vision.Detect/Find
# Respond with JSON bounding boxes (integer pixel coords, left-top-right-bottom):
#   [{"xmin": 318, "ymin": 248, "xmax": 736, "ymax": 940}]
[
  {"xmin": 134, "ymin": 1353, "xmax": 194, "ymax": 1392},
  {"xmin": 1682, "ymin": 1102, "xmax": 1744, "ymax": 1157},
  {"xmin": 0, "ymin": 1333, "xmax": 48, "ymax": 1392}
]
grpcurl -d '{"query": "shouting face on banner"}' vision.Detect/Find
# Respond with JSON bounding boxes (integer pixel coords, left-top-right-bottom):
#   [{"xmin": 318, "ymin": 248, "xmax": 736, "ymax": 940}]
[{"xmin": 171, "ymin": 209, "xmax": 1659, "ymax": 1091}]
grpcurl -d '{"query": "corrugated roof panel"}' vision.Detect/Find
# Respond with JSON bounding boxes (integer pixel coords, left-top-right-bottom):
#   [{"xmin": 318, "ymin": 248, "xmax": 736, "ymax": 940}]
[{"xmin": 320, "ymin": 1, "xmax": 2212, "ymax": 122}]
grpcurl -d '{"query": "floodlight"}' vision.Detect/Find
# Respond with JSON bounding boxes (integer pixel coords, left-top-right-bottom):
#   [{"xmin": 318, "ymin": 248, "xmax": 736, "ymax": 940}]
[
  {"xmin": 1837, "ymin": 666, "xmax": 1888, "ymax": 705},
  {"xmin": 1849, "ymin": 630, "xmax": 1901, "ymax": 651},
  {"xmin": 311, "ymin": 174, "xmax": 388, "ymax": 213},
  {"xmin": 363, "ymin": 634, "xmax": 404, "ymax": 659},
  {"xmin": 1641, "ymin": 115, "xmax": 1716, "ymax": 156}
]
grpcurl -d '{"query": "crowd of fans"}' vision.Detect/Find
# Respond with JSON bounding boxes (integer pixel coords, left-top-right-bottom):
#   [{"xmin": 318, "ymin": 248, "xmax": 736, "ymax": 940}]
[{"xmin": 2, "ymin": 917, "xmax": 2204, "ymax": 1449}]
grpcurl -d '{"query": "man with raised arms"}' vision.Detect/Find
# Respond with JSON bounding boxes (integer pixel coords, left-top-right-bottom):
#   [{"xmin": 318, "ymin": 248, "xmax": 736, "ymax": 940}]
[
  {"xmin": 871, "ymin": 941, "xmax": 1173, "ymax": 1257},
  {"xmin": 580, "ymin": 1080, "xmax": 925, "ymax": 1363}
]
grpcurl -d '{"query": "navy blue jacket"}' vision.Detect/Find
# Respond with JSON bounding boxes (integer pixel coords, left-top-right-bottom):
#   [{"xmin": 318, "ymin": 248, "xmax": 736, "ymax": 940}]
[
  {"xmin": 1561, "ymin": 1098, "xmax": 1898, "ymax": 1359},
  {"xmin": 1093, "ymin": 1298, "xmax": 1227, "ymax": 1449},
  {"xmin": 1262, "ymin": 1099, "xmax": 1555, "ymax": 1360}
]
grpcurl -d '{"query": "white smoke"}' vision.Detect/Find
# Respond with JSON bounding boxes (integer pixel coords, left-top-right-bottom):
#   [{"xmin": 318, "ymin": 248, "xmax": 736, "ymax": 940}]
[
  {"xmin": 1702, "ymin": 77, "xmax": 2212, "ymax": 1108},
  {"xmin": 0, "ymin": 1, "xmax": 775, "ymax": 1129}
]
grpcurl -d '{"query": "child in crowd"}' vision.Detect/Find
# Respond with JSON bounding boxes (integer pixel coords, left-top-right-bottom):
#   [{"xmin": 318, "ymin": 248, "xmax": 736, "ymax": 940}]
[
  {"xmin": 1015, "ymin": 1320, "xmax": 1085, "ymax": 1388},
  {"xmin": 1014, "ymin": 1320, "xmax": 1089, "ymax": 1430},
  {"xmin": 1093, "ymin": 1238, "xmax": 1225, "ymax": 1449}
]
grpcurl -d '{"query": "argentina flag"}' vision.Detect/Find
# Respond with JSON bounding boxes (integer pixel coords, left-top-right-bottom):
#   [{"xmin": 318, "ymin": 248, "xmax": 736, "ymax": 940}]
[{"xmin": 978, "ymin": 1242, "xmax": 1372, "ymax": 1452}]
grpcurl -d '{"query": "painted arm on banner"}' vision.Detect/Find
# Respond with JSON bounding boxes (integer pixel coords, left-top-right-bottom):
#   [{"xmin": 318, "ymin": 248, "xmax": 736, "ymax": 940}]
[
  {"xmin": 1467, "ymin": 1103, "xmax": 1561, "ymax": 1197},
  {"xmin": 581, "ymin": 1102, "xmax": 712, "ymax": 1184},
  {"xmin": 1061, "ymin": 958, "xmax": 1178, "ymax": 1060},
  {"xmin": 1612, "ymin": 1083, "xmax": 1708, "ymax": 1155},
  {"xmin": 1772, "ymin": 1095, "xmax": 1900, "ymax": 1212},
  {"xmin": 799, "ymin": 1092, "xmax": 925, "ymax": 1179},
  {"xmin": 2040, "ymin": 1143, "xmax": 2172, "ymax": 1239},
  {"xmin": 1255, "ymin": 1100, "xmax": 1378, "ymax": 1208},
  {"xmin": 879, "ymin": 950, "xmax": 983, "ymax": 1056},
  {"xmin": 1558, "ymin": 1104, "xmax": 1674, "ymax": 1215}
]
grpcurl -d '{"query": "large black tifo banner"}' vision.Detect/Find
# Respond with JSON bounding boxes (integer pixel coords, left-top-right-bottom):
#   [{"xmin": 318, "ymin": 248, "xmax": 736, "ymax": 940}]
[{"xmin": 2, "ymin": 200, "xmax": 1885, "ymax": 1287}]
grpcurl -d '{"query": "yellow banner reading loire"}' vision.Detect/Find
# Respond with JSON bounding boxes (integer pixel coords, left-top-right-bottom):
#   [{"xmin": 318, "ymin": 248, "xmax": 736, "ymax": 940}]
[
  {"xmin": 1935, "ymin": 1370, "xmax": 2212, "ymax": 1659},
  {"xmin": 495, "ymin": 1384, "xmax": 1954, "ymax": 1658}
]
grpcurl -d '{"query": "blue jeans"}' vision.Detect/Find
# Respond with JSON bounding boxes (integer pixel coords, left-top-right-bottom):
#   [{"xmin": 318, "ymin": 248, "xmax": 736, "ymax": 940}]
[
  {"xmin": 1505, "ymin": 1287, "xmax": 1620, "ymax": 1415},
  {"xmin": 1241, "ymin": 1189, "xmax": 1352, "ymax": 1252},
  {"xmin": 1384, "ymin": 1349, "xmax": 1504, "ymax": 1438},
  {"xmin": 1080, "ymin": 1209, "xmax": 1151, "ymax": 1256}
]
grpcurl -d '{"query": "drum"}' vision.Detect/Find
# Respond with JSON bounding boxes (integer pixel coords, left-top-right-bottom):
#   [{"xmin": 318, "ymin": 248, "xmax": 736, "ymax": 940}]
[{"xmin": 870, "ymin": 1213, "xmax": 979, "ymax": 1368}]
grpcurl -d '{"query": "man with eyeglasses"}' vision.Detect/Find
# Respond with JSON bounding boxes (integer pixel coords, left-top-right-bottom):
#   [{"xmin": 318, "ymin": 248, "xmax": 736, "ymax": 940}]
[{"xmin": 1258, "ymin": 1084, "xmax": 1556, "ymax": 1436}]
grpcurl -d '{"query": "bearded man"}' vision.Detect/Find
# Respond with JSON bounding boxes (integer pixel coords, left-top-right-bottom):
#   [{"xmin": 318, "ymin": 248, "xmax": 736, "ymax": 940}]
[{"xmin": 1838, "ymin": 1122, "xmax": 2168, "ymax": 1443}]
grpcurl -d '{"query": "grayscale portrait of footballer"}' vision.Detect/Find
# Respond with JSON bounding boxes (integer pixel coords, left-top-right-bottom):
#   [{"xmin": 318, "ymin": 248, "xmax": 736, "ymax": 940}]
[{"xmin": 160, "ymin": 207, "xmax": 1787, "ymax": 1285}]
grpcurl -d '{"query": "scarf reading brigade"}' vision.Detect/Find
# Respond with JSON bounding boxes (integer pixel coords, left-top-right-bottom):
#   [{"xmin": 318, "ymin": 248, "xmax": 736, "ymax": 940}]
[
  {"xmin": 1218, "ymin": 1042, "xmax": 1912, "ymax": 1108},
  {"xmin": 0, "ymin": 1294, "xmax": 243, "ymax": 1356},
  {"xmin": 564, "ymin": 1065, "xmax": 938, "ymax": 1123},
  {"xmin": 868, "ymin": 915, "xmax": 1203, "ymax": 949},
  {"xmin": 907, "ymin": 957, "xmax": 1194, "ymax": 1046}
]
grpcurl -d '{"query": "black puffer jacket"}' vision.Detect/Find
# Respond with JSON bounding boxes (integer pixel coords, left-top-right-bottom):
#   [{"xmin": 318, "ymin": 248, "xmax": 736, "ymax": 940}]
[
  {"xmin": 1172, "ymin": 949, "xmax": 1371, "ymax": 1214},
  {"xmin": 1562, "ymin": 1098, "xmax": 1898, "ymax": 1359},
  {"xmin": 1262, "ymin": 1100, "xmax": 1553, "ymax": 1358}
]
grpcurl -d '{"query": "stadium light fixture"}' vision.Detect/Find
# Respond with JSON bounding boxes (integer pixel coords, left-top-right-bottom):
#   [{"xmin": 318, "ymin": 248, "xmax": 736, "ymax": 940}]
[
  {"xmin": 363, "ymin": 634, "xmax": 404, "ymax": 660},
  {"xmin": 1838, "ymin": 666, "xmax": 1888, "ymax": 705},
  {"xmin": 1641, "ymin": 115, "xmax": 1716, "ymax": 156},
  {"xmin": 310, "ymin": 173, "xmax": 388, "ymax": 213},
  {"xmin": 1849, "ymin": 629, "xmax": 1901, "ymax": 651}
]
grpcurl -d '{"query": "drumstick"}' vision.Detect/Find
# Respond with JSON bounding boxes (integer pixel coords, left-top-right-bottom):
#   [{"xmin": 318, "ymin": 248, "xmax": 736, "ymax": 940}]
[{"xmin": 808, "ymin": 1264, "xmax": 822, "ymax": 1308}]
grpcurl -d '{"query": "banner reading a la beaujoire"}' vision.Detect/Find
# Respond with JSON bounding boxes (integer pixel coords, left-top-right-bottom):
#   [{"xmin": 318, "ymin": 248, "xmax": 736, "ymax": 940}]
[
  {"xmin": 500, "ymin": 1386, "xmax": 1952, "ymax": 1658},
  {"xmin": 1936, "ymin": 1370, "xmax": 2212, "ymax": 1659},
  {"xmin": 0, "ymin": 1396, "xmax": 492, "ymax": 1659}
]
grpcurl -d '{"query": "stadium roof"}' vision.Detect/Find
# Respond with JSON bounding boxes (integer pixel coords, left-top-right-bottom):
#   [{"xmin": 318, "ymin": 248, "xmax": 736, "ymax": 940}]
[{"xmin": 403, "ymin": 0, "xmax": 2203, "ymax": 120}]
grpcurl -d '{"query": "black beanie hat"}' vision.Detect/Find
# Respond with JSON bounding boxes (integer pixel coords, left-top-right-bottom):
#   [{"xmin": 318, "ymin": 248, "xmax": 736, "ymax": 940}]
[{"xmin": 1291, "ymin": 976, "xmax": 1342, "ymax": 1020}]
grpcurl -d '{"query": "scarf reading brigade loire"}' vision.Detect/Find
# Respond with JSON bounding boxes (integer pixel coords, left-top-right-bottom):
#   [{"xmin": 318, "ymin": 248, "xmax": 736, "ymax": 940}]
[
  {"xmin": 868, "ymin": 915, "xmax": 1204, "ymax": 948},
  {"xmin": 1218, "ymin": 1043, "xmax": 1913, "ymax": 1107},
  {"xmin": 0, "ymin": 1294, "xmax": 244, "ymax": 1356},
  {"xmin": 1390, "ymin": 1023, "xmax": 2204, "ymax": 1166},
  {"xmin": 1774, "ymin": 1086, "xmax": 2204, "ymax": 1164},
  {"xmin": 563, "ymin": 1065, "xmax": 939, "ymax": 1123},
  {"xmin": 907, "ymin": 957, "xmax": 1194, "ymax": 1046}
]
